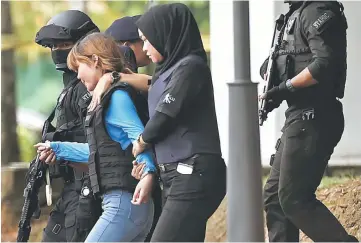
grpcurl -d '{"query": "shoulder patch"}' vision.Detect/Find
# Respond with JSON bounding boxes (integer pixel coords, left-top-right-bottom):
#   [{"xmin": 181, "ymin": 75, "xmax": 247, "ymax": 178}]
[
  {"xmin": 312, "ymin": 11, "xmax": 335, "ymax": 31},
  {"xmin": 82, "ymin": 92, "xmax": 92, "ymax": 102}
]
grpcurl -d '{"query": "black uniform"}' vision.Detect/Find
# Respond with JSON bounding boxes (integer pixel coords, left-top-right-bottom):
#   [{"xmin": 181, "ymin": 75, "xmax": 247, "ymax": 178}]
[
  {"xmin": 262, "ymin": 1, "xmax": 357, "ymax": 242},
  {"xmin": 136, "ymin": 3, "xmax": 226, "ymax": 242},
  {"xmin": 35, "ymin": 10, "xmax": 101, "ymax": 242}
]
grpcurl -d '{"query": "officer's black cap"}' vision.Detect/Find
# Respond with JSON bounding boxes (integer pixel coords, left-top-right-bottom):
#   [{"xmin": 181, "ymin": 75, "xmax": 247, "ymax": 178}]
[{"xmin": 105, "ymin": 15, "xmax": 141, "ymax": 42}]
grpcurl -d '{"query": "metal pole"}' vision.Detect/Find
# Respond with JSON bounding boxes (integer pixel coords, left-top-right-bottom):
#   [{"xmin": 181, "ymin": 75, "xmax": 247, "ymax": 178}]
[{"xmin": 227, "ymin": 1, "xmax": 264, "ymax": 242}]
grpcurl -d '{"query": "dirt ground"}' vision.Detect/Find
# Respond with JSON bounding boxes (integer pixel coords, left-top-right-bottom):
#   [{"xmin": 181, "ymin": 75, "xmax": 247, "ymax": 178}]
[
  {"xmin": 2, "ymin": 179, "xmax": 360, "ymax": 242},
  {"xmin": 205, "ymin": 179, "xmax": 361, "ymax": 242}
]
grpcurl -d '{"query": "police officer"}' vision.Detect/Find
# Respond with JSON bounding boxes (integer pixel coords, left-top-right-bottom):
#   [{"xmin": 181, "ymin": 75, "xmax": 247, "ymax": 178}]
[
  {"xmin": 105, "ymin": 15, "xmax": 151, "ymax": 71},
  {"xmin": 260, "ymin": 1, "xmax": 358, "ymax": 242},
  {"xmin": 35, "ymin": 10, "xmax": 101, "ymax": 242},
  {"xmin": 104, "ymin": 15, "xmax": 151, "ymax": 120},
  {"xmin": 133, "ymin": 3, "xmax": 227, "ymax": 242}
]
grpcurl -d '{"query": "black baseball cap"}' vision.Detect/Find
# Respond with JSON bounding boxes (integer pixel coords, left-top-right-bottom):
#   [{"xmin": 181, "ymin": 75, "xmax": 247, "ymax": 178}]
[{"xmin": 105, "ymin": 15, "xmax": 141, "ymax": 42}]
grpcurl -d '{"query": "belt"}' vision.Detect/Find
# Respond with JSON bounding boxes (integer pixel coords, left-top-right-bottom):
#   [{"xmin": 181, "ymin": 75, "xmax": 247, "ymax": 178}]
[
  {"xmin": 158, "ymin": 162, "xmax": 178, "ymax": 173},
  {"xmin": 157, "ymin": 154, "xmax": 201, "ymax": 172}
]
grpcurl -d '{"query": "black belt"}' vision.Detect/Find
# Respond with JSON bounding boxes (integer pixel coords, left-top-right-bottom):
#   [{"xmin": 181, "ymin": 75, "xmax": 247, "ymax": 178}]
[
  {"xmin": 158, "ymin": 162, "xmax": 178, "ymax": 173},
  {"xmin": 157, "ymin": 154, "xmax": 200, "ymax": 172}
]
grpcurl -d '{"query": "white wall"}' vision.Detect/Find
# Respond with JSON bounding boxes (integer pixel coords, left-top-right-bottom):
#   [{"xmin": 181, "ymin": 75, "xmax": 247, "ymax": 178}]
[
  {"xmin": 210, "ymin": 0, "xmax": 361, "ymax": 167},
  {"xmin": 330, "ymin": 1, "xmax": 361, "ymax": 165},
  {"xmin": 210, "ymin": 0, "xmax": 234, "ymax": 164}
]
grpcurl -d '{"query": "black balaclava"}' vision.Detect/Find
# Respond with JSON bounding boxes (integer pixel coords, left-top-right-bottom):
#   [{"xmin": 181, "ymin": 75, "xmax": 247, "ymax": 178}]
[
  {"xmin": 51, "ymin": 48, "xmax": 72, "ymax": 72},
  {"xmin": 136, "ymin": 3, "xmax": 207, "ymax": 82}
]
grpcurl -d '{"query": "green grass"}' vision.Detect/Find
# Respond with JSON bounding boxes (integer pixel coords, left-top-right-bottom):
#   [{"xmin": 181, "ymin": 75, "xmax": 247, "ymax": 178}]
[
  {"xmin": 262, "ymin": 174, "xmax": 360, "ymax": 189},
  {"xmin": 319, "ymin": 175, "xmax": 360, "ymax": 188}
]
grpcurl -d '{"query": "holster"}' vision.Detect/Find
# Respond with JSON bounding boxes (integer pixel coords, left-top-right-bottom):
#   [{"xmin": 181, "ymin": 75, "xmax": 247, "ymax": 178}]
[{"xmin": 71, "ymin": 177, "xmax": 101, "ymax": 241}]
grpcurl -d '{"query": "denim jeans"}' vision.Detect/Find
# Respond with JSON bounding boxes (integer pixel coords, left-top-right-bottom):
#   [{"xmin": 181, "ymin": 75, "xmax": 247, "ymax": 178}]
[{"xmin": 85, "ymin": 189, "xmax": 154, "ymax": 242}]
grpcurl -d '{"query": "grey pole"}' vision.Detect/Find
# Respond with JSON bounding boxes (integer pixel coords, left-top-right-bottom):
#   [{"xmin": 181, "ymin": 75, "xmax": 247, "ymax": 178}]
[{"xmin": 227, "ymin": 1, "xmax": 264, "ymax": 242}]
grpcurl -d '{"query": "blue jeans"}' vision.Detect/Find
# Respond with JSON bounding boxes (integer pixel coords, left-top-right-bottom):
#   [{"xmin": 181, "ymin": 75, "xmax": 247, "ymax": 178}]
[{"xmin": 85, "ymin": 189, "xmax": 154, "ymax": 242}]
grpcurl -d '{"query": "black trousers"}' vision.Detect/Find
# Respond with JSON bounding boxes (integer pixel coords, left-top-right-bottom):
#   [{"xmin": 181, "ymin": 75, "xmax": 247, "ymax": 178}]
[
  {"xmin": 42, "ymin": 180, "xmax": 101, "ymax": 242},
  {"xmin": 150, "ymin": 154, "xmax": 226, "ymax": 242},
  {"xmin": 263, "ymin": 101, "xmax": 357, "ymax": 242},
  {"xmin": 42, "ymin": 182, "xmax": 79, "ymax": 242}
]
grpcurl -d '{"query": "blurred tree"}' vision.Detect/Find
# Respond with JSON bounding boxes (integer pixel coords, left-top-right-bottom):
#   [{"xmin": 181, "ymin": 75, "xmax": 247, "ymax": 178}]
[
  {"xmin": 6, "ymin": 0, "xmax": 210, "ymax": 114},
  {"xmin": 2, "ymin": 1, "xmax": 20, "ymax": 164}
]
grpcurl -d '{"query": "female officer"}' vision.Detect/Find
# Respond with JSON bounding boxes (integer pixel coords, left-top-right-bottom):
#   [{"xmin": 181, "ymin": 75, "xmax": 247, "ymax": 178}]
[
  {"xmin": 35, "ymin": 33, "xmax": 156, "ymax": 242},
  {"xmin": 132, "ymin": 3, "xmax": 227, "ymax": 242}
]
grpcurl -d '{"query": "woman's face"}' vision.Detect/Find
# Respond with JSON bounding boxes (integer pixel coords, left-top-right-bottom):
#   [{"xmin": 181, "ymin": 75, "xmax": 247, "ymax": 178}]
[
  {"xmin": 138, "ymin": 29, "xmax": 164, "ymax": 63},
  {"xmin": 76, "ymin": 57, "xmax": 102, "ymax": 91}
]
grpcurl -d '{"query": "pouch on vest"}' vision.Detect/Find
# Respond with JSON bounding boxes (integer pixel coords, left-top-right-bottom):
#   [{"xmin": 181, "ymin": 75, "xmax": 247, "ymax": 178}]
[{"xmin": 275, "ymin": 54, "xmax": 294, "ymax": 83}]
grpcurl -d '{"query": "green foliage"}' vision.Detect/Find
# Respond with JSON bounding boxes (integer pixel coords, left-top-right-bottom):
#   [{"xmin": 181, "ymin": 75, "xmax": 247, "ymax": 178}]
[
  {"xmin": 10, "ymin": 0, "xmax": 210, "ymax": 114},
  {"xmin": 17, "ymin": 126, "xmax": 40, "ymax": 162}
]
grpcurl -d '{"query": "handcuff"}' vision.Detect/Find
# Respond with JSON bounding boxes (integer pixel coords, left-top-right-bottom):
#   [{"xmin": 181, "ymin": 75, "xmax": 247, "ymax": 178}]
[{"xmin": 45, "ymin": 168, "xmax": 52, "ymax": 206}]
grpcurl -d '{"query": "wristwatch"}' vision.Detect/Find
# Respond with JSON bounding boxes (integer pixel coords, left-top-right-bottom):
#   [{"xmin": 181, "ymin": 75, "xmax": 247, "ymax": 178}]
[
  {"xmin": 110, "ymin": 71, "xmax": 121, "ymax": 85},
  {"xmin": 285, "ymin": 79, "xmax": 296, "ymax": 92},
  {"xmin": 137, "ymin": 134, "xmax": 148, "ymax": 147}
]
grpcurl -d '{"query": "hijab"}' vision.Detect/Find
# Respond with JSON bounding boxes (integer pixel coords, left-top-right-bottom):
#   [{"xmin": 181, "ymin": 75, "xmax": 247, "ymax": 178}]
[{"xmin": 136, "ymin": 3, "xmax": 207, "ymax": 81}]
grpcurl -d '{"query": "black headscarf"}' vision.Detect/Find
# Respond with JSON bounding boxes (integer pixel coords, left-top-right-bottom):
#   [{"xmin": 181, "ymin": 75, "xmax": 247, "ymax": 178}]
[{"xmin": 136, "ymin": 3, "xmax": 207, "ymax": 81}]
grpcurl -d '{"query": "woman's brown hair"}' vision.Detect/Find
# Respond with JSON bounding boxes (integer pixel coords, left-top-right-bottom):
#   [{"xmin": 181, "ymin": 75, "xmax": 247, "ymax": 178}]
[{"xmin": 67, "ymin": 32, "xmax": 130, "ymax": 74}]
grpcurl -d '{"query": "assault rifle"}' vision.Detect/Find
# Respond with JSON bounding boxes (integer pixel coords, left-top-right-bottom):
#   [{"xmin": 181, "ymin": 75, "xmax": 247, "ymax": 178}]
[{"xmin": 259, "ymin": 14, "xmax": 286, "ymax": 126}]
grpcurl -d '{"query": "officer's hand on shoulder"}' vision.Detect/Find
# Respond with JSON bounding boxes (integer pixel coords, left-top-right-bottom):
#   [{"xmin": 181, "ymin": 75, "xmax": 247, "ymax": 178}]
[{"xmin": 88, "ymin": 72, "xmax": 113, "ymax": 111}]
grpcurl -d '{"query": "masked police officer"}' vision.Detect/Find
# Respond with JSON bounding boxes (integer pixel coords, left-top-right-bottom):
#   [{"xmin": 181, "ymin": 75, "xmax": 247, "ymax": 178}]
[
  {"xmin": 260, "ymin": 1, "xmax": 358, "ymax": 242},
  {"xmin": 35, "ymin": 10, "xmax": 101, "ymax": 242}
]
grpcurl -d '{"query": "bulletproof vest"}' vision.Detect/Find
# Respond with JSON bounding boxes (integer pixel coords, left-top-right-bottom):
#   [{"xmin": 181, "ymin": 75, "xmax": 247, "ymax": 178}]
[
  {"xmin": 148, "ymin": 55, "xmax": 222, "ymax": 164},
  {"xmin": 84, "ymin": 83, "xmax": 141, "ymax": 195},
  {"xmin": 275, "ymin": 1, "xmax": 347, "ymax": 103},
  {"xmin": 55, "ymin": 78, "xmax": 85, "ymax": 141}
]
